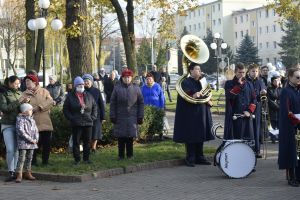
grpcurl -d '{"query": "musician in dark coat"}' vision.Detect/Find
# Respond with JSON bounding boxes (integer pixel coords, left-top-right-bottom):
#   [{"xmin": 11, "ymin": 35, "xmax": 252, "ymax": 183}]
[
  {"xmin": 173, "ymin": 62, "xmax": 214, "ymax": 167},
  {"xmin": 82, "ymin": 74, "xmax": 105, "ymax": 153},
  {"xmin": 224, "ymin": 63, "xmax": 256, "ymax": 143},
  {"xmin": 278, "ymin": 68, "xmax": 300, "ymax": 187},
  {"xmin": 246, "ymin": 64, "xmax": 267, "ymax": 158},
  {"xmin": 267, "ymin": 74, "xmax": 282, "ymax": 143}
]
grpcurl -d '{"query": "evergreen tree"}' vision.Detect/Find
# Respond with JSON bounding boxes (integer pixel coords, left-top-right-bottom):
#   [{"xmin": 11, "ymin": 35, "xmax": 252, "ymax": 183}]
[
  {"xmin": 155, "ymin": 45, "xmax": 167, "ymax": 68},
  {"xmin": 235, "ymin": 34, "xmax": 260, "ymax": 65},
  {"xmin": 279, "ymin": 19, "xmax": 300, "ymax": 68},
  {"xmin": 136, "ymin": 38, "xmax": 151, "ymax": 71}
]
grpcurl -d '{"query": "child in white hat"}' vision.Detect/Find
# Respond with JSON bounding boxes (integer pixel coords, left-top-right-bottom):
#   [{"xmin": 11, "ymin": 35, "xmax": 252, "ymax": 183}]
[{"xmin": 15, "ymin": 103, "xmax": 39, "ymax": 183}]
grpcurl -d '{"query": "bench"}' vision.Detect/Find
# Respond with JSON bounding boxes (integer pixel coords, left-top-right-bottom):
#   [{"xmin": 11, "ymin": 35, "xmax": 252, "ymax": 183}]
[{"xmin": 213, "ymin": 91, "xmax": 225, "ymax": 114}]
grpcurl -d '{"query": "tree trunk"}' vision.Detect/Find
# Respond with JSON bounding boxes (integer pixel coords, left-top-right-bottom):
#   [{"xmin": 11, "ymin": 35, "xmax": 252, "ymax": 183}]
[
  {"xmin": 25, "ymin": 0, "xmax": 36, "ymax": 72},
  {"xmin": 66, "ymin": 0, "xmax": 92, "ymax": 79},
  {"xmin": 110, "ymin": 0, "xmax": 136, "ymax": 73}
]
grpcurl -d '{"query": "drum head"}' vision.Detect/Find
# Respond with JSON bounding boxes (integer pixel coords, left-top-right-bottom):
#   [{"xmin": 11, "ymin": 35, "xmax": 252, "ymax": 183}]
[{"xmin": 219, "ymin": 142, "xmax": 256, "ymax": 178}]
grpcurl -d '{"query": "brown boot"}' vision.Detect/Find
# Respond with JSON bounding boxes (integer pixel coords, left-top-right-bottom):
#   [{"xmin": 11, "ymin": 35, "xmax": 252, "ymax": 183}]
[
  {"xmin": 23, "ymin": 171, "xmax": 36, "ymax": 181},
  {"xmin": 15, "ymin": 172, "xmax": 22, "ymax": 183}
]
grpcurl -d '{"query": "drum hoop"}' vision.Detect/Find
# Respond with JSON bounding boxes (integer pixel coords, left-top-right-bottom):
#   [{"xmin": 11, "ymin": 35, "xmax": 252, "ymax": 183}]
[{"xmin": 216, "ymin": 141, "xmax": 257, "ymax": 179}]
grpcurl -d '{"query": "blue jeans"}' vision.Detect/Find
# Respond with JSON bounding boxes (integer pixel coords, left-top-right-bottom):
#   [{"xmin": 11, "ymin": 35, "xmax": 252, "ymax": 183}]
[{"xmin": 2, "ymin": 125, "xmax": 18, "ymax": 172}]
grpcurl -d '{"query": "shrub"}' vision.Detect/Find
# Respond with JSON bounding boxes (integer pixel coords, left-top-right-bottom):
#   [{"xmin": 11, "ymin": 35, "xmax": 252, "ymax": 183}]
[{"xmin": 50, "ymin": 105, "xmax": 164, "ymax": 151}]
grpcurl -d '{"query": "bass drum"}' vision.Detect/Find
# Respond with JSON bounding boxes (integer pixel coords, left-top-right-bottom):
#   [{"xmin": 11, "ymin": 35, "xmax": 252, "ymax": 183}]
[{"xmin": 214, "ymin": 140, "xmax": 256, "ymax": 178}]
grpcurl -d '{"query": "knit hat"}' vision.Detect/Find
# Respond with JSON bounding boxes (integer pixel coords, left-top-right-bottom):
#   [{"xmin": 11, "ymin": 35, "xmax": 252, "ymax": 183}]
[
  {"xmin": 73, "ymin": 76, "xmax": 84, "ymax": 87},
  {"xmin": 20, "ymin": 103, "xmax": 33, "ymax": 113},
  {"xmin": 121, "ymin": 69, "xmax": 133, "ymax": 77},
  {"xmin": 24, "ymin": 75, "xmax": 39, "ymax": 85},
  {"xmin": 49, "ymin": 75, "xmax": 57, "ymax": 81},
  {"xmin": 82, "ymin": 74, "xmax": 94, "ymax": 82}
]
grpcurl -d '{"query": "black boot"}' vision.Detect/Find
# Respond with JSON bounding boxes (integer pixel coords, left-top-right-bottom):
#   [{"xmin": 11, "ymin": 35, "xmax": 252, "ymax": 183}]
[
  {"xmin": 287, "ymin": 168, "xmax": 299, "ymax": 187},
  {"xmin": 4, "ymin": 171, "xmax": 16, "ymax": 182}
]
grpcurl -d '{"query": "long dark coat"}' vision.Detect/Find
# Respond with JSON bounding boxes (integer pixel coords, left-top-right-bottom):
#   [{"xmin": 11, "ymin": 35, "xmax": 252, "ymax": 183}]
[
  {"xmin": 63, "ymin": 91, "xmax": 97, "ymax": 127},
  {"xmin": 110, "ymin": 82, "xmax": 144, "ymax": 138},
  {"xmin": 223, "ymin": 77, "xmax": 256, "ymax": 141},
  {"xmin": 85, "ymin": 87, "xmax": 105, "ymax": 140},
  {"xmin": 246, "ymin": 76, "xmax": 266, "ymax": 152},
  {"xmin": 267, "ymin": 85, "xmax": 282, "ymax": 123},
  {"xmin": 278, "ymin": 84, "xmax": 300, "ymax": 169},
  {"xmin": 173, "ymin": 77, "xmax": 214, "ymax": 143}
]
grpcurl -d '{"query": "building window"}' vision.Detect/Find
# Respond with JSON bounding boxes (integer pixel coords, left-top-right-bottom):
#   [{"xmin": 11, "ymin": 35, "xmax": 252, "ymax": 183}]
[
  {"xmin": 241, "ymin": 31, "xmax": 244, "ymax": 37},
  {"xmin": 207, "ymin": 13, "xmax": 210, "ymax": 19},
  {"xmin": 265, "ymin": 9, "xmax": 269, "ymax": 18},
  {"xmin": 259, "ymin": 27, "xmax": 262, "ymax": 34},
  {"xmin": 266, "ymin": 42, "xmax": 269, "ymax": 48},
  {"xmin": 198, "ymin": 9, "xmax": 201, "ymax": 16},
  {"xmin": 273, "ymin": 25, "xmax": 276, "ymax": 32},
  {"xmin": 252, "ymin": 36, "xmax": 255, "ymax": 42},
  {"xmin": 198, "ymin": 23, "xmax": 201, "ymax": 29},
  {"xmin": 193, "ymin": 11, "xmax": 195, "ymax": 17},
  {"xmin": 246, "ymin": 29, "xmax": 249, "ymax": 35},
  {"xmin": 252, "ymin": 21, "xmax": 255, "ymax": 27},
  {"xmin": 235, "ymin": 17, "xmax": 237, "ymax": 24},
  {"xmin": 273, "ymin": 41, "xmax": 277, "ymax": 48},
  {"xmin": 259, "ymin": 11, "xmax": 262, "ymax": 18},
  {"xmin": 246, "ymin": 14, "xmax": 249, "ymax": 22},
  {"xmin": 266, "ymin": 58, "xmax": 270, "ymax": 62},
  {"xmin": 203, "ymin": 22, "xmax": 205, "ymax": 30},
  {"xmin": 274, "ymin": 57, "xmax": 277, "ymax": 64},
  {"xmin": 189, "ymin": 25, "xmax": 192, "ymax": 31},
  {"xmin": 273, "ymin": 9, "xmax": 276, "ymax": 16},
  {"xmin": 240, "ymin": 15, "xmax": 243, "ymax": 23},
  {"xmin": 194, "ymin": 24, "xmax": 196, "ymax": 30},
  {"xmin": 212, "ymin": 5, "xmax": 215, "ymax": 12},
  {"xmin": 213, "ymin": 20, "xmax": 216, "ymax": 26},
  {"xmin": 266, "ymin": 26, "xmax": 269, "ymax": 33},
  {"xmin": 218, "ymin": 3, "xmax": 221, "ymax": 11},
  {"xmin": 218, "ymin": 18, "xmax": 221, "ymax": 25},
  {"xmin": 259, "ymin": 43, "xmax": 262, "ymax": 49},
  {"xmin": 235, "ymin": 32, "xmax": 238, "ymax": 39}
]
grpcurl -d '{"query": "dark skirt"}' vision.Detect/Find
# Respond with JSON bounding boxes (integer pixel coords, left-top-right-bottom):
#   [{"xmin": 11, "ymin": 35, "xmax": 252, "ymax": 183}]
[{"xmin": 92, "ymin": 117, "xmax": 102, "ymax": 140}]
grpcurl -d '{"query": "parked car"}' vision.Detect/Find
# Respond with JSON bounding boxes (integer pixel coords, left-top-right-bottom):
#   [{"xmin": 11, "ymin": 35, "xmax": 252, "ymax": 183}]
[{"xmin": 169, "ymin": 73, "xmax": 181, "ymax": 90}]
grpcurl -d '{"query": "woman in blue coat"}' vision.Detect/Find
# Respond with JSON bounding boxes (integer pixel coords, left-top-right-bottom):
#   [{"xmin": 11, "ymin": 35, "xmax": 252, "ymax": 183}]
[
  {"xmin": 278, "ymin": 68, "xmax": 300, "ymax": 187},
  {"xmin": 173, "ymin": 62, "xmax": 214, "ymax": 167}
]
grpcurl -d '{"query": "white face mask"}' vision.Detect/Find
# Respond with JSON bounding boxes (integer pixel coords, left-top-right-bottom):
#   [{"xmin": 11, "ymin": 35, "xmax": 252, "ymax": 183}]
[{"xmin": 76, "ymin": 86, "xmax": 85, "ymax": 93}]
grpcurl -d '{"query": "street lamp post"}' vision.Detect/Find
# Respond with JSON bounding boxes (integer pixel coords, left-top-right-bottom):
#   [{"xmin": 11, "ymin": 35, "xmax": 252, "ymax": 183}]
[
  {"xmin": 150, "ymin": 17, "xmax": 156, "ymax": 67},
  {"xmin": 210, "ymin": 33, "xmax": 227, "ymax": 91},
  {"xmin": 27, "ymin": 0, "xmax": 63, "ymax": 87}
]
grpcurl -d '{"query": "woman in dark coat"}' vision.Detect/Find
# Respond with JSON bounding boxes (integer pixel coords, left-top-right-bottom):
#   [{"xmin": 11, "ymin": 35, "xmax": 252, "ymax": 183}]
[
  {"xmin": 110, "ymin": 69, "xmax": 144, "ymax": 160},
  {"xmin": 82, "ymin": 74, "xmax": 105, "ymax": 153},
  {"xmin": 224, "ymin": 63, "xmax": 256, "ymax": 143},
  {"xmin": 267, "ymin": 74, "xmax": 282, "ymax": 143},
  {"xmin": 173, "ymin": 62, "xmax": 214, "ymax": 167},
  {"xmin": 63, "ymin": 77, "xmax": 97, "ymax": 165},
  {"xmin": 278, "ymin": 68, "xmax": 300, "ymax": 187}
]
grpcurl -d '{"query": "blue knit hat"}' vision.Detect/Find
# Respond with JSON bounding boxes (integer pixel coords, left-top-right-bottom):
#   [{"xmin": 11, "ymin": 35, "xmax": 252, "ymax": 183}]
[
  {"xmin": 74, "ymin": 76, "xmax": 84, "ymax": 86},
  {"xmin": 82, "ymin": 74, "xmax": 94, "ymax": 82}
]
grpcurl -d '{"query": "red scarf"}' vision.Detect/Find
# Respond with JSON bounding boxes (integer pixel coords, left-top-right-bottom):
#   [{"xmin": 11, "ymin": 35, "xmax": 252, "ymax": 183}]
[{"xmin": 75, "ymin": 92, "xmax": 85, "ymax": 107}]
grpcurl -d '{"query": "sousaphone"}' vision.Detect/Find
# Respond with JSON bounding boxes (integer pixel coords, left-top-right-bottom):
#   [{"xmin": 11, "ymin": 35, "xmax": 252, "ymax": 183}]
[{"xmin": 176, "ymin": 34, "xmax": 211, "ymax": 104}]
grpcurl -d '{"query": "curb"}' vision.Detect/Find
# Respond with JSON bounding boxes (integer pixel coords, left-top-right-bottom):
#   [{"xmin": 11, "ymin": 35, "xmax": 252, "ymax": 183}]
[{"xmin": 0, "ymin": 159, "xmax": 186, "ymax": 183}]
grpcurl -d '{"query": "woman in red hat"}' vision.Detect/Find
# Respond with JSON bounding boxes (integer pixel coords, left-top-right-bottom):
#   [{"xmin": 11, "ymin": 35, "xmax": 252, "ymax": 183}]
[
  {"xmin": 110, "ymin": 69, "xmax": 144, "ymax": 160},
  {"xmin": 21, "ymin": 75, "xmax": 54, "ymax": 167}
]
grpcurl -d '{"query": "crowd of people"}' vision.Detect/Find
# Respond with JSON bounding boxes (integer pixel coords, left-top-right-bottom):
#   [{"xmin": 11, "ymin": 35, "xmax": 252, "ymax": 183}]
[
  {"xmin": 0, "ymin": 64, "xmax": 171, "ymax": 182},
  {"xmin": 1, "ymin": 62, "xmax": 299, "ymax": 187}
]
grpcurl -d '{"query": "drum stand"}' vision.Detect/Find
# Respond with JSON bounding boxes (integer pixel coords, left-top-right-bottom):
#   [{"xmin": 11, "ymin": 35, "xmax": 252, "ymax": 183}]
[{"xmin": 261, "ymin": 103, "xmax": 269, "ymax": 160}]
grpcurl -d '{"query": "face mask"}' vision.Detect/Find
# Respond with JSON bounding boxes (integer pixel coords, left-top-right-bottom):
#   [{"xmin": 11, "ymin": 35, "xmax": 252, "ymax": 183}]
[{"xmin": 76, "ymin": 87, "xmax": 85, "ymax": 93}]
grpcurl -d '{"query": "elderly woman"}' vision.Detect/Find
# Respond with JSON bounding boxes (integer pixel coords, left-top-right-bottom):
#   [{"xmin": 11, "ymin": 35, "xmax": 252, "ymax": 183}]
[
  {"xmin": 63, "ymin": 77, "xmax": 97, "ymax": 165},
  {"xmin": 82, "ymin": 74, "xmax": 105, "ymax": 153},
  {"xmin": 46, "ymin": 75, "xmax": 64, "ymax": 105},
  {"xmin": 110, "ymin": 69, "xmax": 144, "ymax": 160},
  {"xmin": 141, "ymin": 73, "xmax": 165, "ymax": 109},
  {"xmin": 0, "ymin": 76, "xmax": 28, "ymax": 181},
  {"xmin": 21, "ymin": 75, "xmax": 54, "ymax": 166}
]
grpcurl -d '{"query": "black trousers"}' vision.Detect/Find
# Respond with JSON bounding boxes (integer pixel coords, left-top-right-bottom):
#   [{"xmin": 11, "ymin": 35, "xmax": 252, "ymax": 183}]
[
  {"xmin": 72, "ymin": 126, "xmax": 92, "ymax": 162},
  {"xmin": 185, "ymin": 142, "xmax": 205, "ymax": 163},
  {"xmin": 118, "ymin": 137, "xmax": 133, "ymax": 158},
  {"xmin": 32, "ymin": 131, "xmax": 52, "ymax": 164},
  {"xmin": 165, "ymin": 84, "xmax": 172, "ymax": 102}
]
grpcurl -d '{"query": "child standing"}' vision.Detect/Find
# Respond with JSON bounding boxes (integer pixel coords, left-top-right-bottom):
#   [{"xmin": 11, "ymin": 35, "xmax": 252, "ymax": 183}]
[{"xmin": 15, "ymin": 103, "xmax": 39, "ymax": 183}]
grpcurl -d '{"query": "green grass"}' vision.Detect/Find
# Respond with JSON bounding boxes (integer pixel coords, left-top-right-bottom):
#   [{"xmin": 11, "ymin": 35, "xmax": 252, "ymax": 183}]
[
  {"xmin": 0, "ymin": 140, "xmax": 215, "ymax": 175},
  {"xmin": 166, "ymin": 89, "xmax": 225, "ymax": 113}
]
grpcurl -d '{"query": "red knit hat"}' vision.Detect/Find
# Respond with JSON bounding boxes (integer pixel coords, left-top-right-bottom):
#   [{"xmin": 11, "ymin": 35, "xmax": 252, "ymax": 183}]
[
  {"xmin": 24, "ymin": 75, "xmax": 39, "ymax": 85},
  {"xmin": 121, "ymin": 69, "xmax": 133, "ymax": 77}
]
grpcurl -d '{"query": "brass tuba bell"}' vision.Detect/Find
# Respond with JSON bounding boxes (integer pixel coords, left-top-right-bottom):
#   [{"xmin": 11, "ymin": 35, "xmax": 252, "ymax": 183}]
[{"xmin": 176, "ymin": 35, "xmax": 211, "ymax": 104}]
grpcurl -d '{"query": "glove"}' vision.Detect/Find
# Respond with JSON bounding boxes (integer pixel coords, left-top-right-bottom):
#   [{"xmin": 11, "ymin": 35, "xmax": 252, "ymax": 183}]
[
  {"xmin": 110, "ymin": 118, "xmax": 116, "ymax": 124},
  {"xmin": 288, "ymin": 112, "xmax": 300, "ymax": 125},
  {"xmin": 137, "ymin": 118, "xmax": 143, "ymax": 125}
]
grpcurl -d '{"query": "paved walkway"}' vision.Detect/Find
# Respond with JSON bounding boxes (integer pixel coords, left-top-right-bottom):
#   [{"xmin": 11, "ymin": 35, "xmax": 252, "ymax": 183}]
[{"xmin": 1, "ymin": 112, "xmax": 299, "ymax": 199}]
